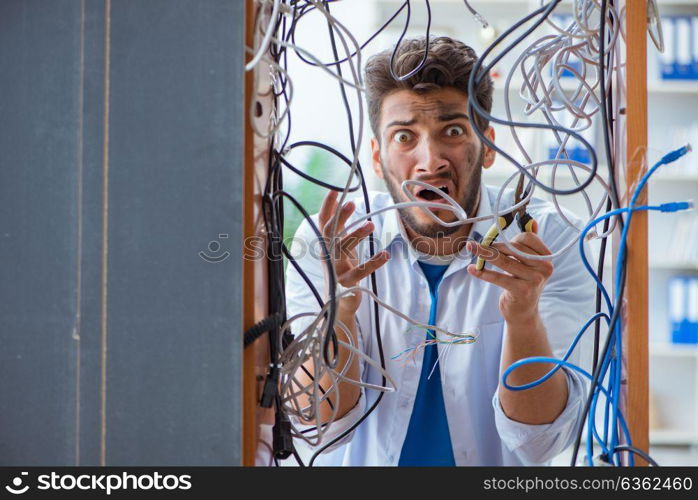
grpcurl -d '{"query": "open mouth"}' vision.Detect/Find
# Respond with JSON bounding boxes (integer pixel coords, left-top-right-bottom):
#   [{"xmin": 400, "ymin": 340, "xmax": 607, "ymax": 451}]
[{"xmin": 415, "ymin": 184, "xmax": 451, "ymax": 203}]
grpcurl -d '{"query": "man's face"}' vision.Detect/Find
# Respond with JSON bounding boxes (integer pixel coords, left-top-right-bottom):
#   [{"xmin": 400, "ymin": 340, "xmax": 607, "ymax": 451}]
[{"xmin": 370, "ymin": 87, "xmax": 495, "ymax": 239}]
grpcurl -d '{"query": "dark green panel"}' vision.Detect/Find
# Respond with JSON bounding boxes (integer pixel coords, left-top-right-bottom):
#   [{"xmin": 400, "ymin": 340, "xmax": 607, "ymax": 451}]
[
  {"xmin": 0, "ymin": 0, "xmax": 82, "ymax": 466},
  {"xmin": 104, "ymin": 0, "xmax": 243, "ymax": 465},
  {"xmin": 0, "ymin": 0, "xmax": 244, "ymax": 465}
]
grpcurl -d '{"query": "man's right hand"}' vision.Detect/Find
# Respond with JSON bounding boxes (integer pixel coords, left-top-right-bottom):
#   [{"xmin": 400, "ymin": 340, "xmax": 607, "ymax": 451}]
[{"xmin": 318, "ymin": 190, "xmax": 390, "ymax": 314}]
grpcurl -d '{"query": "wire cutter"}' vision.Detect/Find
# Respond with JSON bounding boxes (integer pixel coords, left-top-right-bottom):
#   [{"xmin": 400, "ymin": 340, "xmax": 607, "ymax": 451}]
[{"xmin": 474, "ymin": 174, "xmax": 535, "ymax": 271}]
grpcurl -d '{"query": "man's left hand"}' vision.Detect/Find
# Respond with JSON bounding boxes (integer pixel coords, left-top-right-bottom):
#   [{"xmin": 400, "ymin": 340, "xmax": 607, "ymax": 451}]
[{"xmin": 466, "ymin": 221, "xmax": 553, "ymax": 324}]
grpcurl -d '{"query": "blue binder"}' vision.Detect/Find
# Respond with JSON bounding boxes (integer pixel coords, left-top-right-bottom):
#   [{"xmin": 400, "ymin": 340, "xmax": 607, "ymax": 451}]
[
  {"xmin": 675, "ymin": 17, "xmax": 693, "ymax": 79},
  {"xmin": 687, "ymin": 277, "xmax": 698, "ymax": 344},
  {"xmin": 692, "ymin": 17, "xmax": 698, "ymax": 79},
  {"xmin": 670, "ymin": 276, "xmax": 698, "ymax": 344},
  {"xmin": 660, "ymin": 17, "xmax": 676, "ymax": 79}
]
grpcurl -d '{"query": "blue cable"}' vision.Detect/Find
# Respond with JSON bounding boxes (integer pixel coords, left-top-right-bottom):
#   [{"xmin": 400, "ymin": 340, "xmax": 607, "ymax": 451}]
[{"xmin": 500, "ymin": 144, "xmax": 693, "ymax": 466}]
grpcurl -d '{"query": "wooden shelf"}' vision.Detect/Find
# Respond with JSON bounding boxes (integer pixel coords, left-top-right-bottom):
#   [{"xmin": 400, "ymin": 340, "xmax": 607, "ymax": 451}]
[
  {"xmin": 651, "ymin": 173, "xmax": 698, "ymax": 182},
  {"xmin": 650, "ymin": 342, "xmax": 698, "ymax": 357},
  {"xmin": 648, "ymin": 81, "xmax": 698, "ymax": 95},
  {"xmin": 602, "ymin": 258, "xmax": 698, "ymax": 271},
  {"xmin": 648, "ymin": 261, "xmax": 698, "ymax": 271},
  {"xmin": 650, "ymin": 429, "xmax": 698, "ymax": 446}
]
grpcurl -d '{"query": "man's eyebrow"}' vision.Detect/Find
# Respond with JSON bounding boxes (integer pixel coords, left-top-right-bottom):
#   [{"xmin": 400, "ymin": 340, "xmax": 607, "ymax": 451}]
[
  {"xmin": 438, "ymin": 112, "xmax": 470, "ymax": 122},
  {"xmin": 385, "ymin": 119, "xmax": 416, "ymax": 129}
]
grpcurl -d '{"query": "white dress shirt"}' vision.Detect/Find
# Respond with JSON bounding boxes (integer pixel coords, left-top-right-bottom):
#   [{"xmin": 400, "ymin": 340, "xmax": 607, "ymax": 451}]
[{"xmin": 284, "ymin": 181, "xmax": 596, "ymax": 466}]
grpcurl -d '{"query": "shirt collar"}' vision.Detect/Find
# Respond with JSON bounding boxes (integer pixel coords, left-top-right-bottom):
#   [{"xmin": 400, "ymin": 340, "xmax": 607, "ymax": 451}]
[
  {"xmin": 470, "ymin": 180, "xmax": 494, "ymax": 243},
  {"xmin": 377, "ymin": 199, "xmax": 403, "ymax": 254}
]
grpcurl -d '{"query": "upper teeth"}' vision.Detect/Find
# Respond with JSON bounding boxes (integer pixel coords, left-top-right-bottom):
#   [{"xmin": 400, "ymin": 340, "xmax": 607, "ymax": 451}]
[{"xmin": 417, "ymin": 186, "xmax": 448, "ymax": 198}]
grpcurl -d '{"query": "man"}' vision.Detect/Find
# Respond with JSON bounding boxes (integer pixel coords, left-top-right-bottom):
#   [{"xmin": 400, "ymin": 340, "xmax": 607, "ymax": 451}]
[{"xmin": 285, "ymin": 36, "xmax": 595, "ymax": 466}]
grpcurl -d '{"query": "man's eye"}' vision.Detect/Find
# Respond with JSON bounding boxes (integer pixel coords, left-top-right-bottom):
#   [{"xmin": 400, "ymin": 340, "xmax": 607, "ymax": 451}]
[
  {"xmin": 445, "ymin": 125, "xmax": 464, "ymax": 137},
  {"xmin": 393, "ymin": 131, "xmax": 413, "ymax": 144}
]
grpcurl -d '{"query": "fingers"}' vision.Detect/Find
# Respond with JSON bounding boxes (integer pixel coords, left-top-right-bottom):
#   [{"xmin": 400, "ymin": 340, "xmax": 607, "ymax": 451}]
[
  {"xmin": 320, "ymin": 193, "xmax": 355, "ymax": 239},
  {"xmin": 489, "ymin": 240, "xmax": 546, "ymax": 263},
  {"xmin": 332, "ymin": 201, "xmax": 355, "ymax": 236},
  {"xmin": 467, "ymin": 238, "xmax": 554, "ymax": 283},
  {"xmin": 339, "ymin": 251, "xmax": 390, "ymax": 286},
  {"xmin": 466, "ymin": 264, "xmax": 519, "ymax": 292},
  {"xmin": 467, "ymin": 241, "xmax": 532, "ymax": 279},
  {"xmin": 510, "ymin": 230, "xmax": 551, "ymax": 256},
  {"xmin": 318, "ymin": 190, "xmax": 338, "ymax": 229},
  {"xmin": 336, "ymin": 221, "xmax": 374, "ymax": 257},
  {"xmin": 491, "ymin": 241, "xmax": 554, "ymax": 277}
]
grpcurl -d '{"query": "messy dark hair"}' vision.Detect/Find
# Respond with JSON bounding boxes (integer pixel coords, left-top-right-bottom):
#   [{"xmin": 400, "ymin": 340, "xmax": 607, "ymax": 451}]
[{"xmin": 364, "ymin": 36, "xmax": 493, "ymax": 141}]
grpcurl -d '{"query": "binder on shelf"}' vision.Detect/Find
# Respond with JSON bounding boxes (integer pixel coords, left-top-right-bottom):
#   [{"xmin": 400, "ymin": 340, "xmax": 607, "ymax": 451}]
[
  {"xmin": 660, "ymin": 16, "xmax": 698, "ymax": 81},
  {"xmin": 545, "ymin": 112, "xmax": 594, "ymax": 165},
  {"xmin": 669, "ymin": 276, "xmax": 685, "ymax": 343},
  {"xmin": 675, "ymin": 17, "xmax": 692, "ymax": 79},
  {"xmin": 669, "ymin": 276, "xmax": 698, "ymax": 345},
  {"xmin": 688, "ymin": 278, "xmax": 698, "ymax": 344},
  {"xmin": 661, "ymin": 16, "xmax": 676, "ymax": 79},
  {"xmin": 692, "ymin": 16, "xmax": 698, "ymax": 79}
]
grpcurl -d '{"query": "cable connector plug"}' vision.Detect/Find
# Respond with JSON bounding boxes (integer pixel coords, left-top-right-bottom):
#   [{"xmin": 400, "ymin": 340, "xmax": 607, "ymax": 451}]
[
  {"xmin": 585, "ymin": 229, "xmax": 599, "ymax": 241},
  {"xmin": 273, "ymin": 409, "xmax": 294, "ymax": 460},
  {"xmin": 260, "ymin": 364, "xmax": 279, "ymax": 408},
  {"xmin": 278, "ymin": 2, "xmax": 293, "ymax": 16},
  {"xmin": 593, "ymin": 453, "xmax": 614, "ymax": 467},
  {"xmin": 660, "ymin": 143, "xmax": 692, "ymax": 165},
  {"xmin": 658, "ymin": 200, "xmax": 694, "ymax": 213}
]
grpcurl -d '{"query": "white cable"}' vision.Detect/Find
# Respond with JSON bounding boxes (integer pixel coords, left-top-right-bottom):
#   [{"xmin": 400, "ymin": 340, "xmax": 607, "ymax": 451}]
[
  {"xmin": 246, "ymin": 0, "xmax": 282, "ymax": 72},
  {"xmin": 253, "ymin": 0, "xmax": 644, "ymax": 454}
]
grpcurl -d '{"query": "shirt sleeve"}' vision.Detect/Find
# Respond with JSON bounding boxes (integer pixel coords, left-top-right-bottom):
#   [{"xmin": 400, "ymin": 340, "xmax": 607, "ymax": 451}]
[
  {"xmin": 491, "ymin": 216, "xmax": 596, "ymax": 465},
  {"xmin": 284, "ymin": 216, "xmax": 368, "ymax": 463}
]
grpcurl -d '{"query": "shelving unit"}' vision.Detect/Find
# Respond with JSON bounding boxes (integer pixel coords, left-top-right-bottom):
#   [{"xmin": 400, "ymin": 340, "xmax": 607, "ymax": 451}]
[{"xmin": 649, "ymin": 343, "xmax": 698, "ymax": 445}]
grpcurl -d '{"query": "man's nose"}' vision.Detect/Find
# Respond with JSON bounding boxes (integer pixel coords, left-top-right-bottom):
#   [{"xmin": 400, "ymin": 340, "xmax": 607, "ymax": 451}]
[{"xmin": 415, "ymin": 139, "xmax": 448, "ymax": 174}]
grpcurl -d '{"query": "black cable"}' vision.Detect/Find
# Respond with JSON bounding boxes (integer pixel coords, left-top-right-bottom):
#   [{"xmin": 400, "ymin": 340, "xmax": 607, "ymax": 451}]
[
  {"xmin": 388, "ymin": 1, "xmax": 433, "ymax": 81},
  {"xmin": 289, "ymin": 1, "xmax": 409, "ymax": 68},
  {"xmin": 256, "ymin": 0, "xmax": 353, "ymax": 458},
  {"xmin": 292, "ymin": 448, "xmax": 306, "ymax": 467},
  {"xmin": 244, "ymin": 312, "xmax": 284, "ymax": 348},
  {"xmin": 258, "ymin": 0, "xmax": 638, "ymax": 468},
  {"xmin": 276, "ymin": 142, "xmax": 364, "ymax": 192},
  {"xmin": 570, "ymin": 0, "xmax": 653, "ymax": 467},
  {"xmin": 597, "ymin": 0, "xmax": 624, "ymax": 220},
  {"xmin": 272, "ymin": 190, "xmax": 339, "ymax": 369},
  {"xmin": 459, "ymin": 0, "xmax": 642, "ymax": 467},
  {"xmin": 306, "ymin": 2, "xmax": 390, "ymax": 465},
  {"xmin": 590, "ymin": 0, "xmax": 621, "ymax": 375},
  {"xmin": 571, "ymin": 259, "xmax": 627, "ymax": 467},
  {"xmin": 467, "ymin": 0, "xmax": 601, "ymax": 197},
  {"xmin": 591, "ymin": 201, "xmax": 612, "ymax": 373},
  {"xmin": 258, "ymin": 2, "xmax": 345, "ymax": 458},
  {"xmin": 612, "ymin": 445, "xmax": 659, "ymax": 467}
]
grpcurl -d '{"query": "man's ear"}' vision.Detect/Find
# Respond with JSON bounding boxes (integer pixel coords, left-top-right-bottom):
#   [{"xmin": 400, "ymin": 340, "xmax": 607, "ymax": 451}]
[
  {"xmin": 371, "ymin": 137, "xmax": 384, "ymax": 179},
  {"xmin": 481, "ymin": 126, "xmax": 496, "ymax": 169}
]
